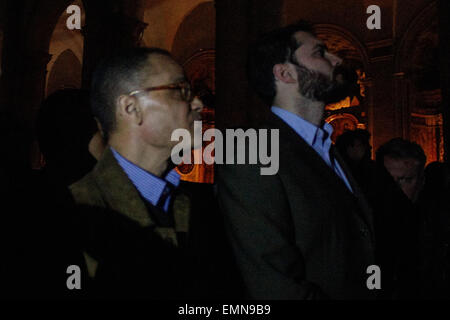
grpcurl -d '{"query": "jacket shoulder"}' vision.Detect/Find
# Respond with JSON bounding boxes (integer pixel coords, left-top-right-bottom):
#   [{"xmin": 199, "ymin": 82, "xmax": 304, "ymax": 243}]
[{"xmin": 69, "ymin": 172, "xmax": 104, "ymax": 207}]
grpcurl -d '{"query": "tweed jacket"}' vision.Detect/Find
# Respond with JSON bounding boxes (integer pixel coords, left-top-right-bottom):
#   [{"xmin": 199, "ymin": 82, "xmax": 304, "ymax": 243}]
[
  {"xmin": 69, "ymin": 148, "xmax": 192, "ymax": 298},
  {"xmin": 217, "ymin": 113, "xmax": 376, "ymax": 300}
]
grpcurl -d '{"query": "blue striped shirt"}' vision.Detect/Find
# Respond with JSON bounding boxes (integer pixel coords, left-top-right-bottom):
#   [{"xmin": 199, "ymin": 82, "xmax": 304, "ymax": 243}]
[
  {"xmin": 111, "ymin": 147, "xmax": 181, "ymax": 212},
  {"xmin": 272, "ymin": 106, "xmax": 353, "ymax": 193}
]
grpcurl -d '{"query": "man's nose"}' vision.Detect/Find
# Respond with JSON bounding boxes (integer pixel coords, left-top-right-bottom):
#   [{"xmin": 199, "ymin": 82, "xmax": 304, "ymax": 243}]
[
  {"xmin": 190, "ymin": 96, "xmax": 204, "ymax": 112},
  {"xmin": 328, "ymin": 52, "xmax": 342, "ymax": 67}
]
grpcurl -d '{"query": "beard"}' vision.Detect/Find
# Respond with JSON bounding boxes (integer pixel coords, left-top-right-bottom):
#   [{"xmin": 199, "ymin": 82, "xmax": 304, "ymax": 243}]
[{"xmin": 295, "ymin": 63, "xmax": 350, "ymax": 104}]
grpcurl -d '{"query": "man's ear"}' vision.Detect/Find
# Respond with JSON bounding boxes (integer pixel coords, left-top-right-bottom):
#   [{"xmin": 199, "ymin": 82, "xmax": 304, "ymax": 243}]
[
  {"xmin": 94, "ymin": 117, "xmax": 105, "ymax": 139},
  {"xmin": 117, "ymin": 95, "xmax": 143, "ymax": 125},
  {"xmin": 273, "ymin": 63, "xmax": 297, "ymax": 84}
]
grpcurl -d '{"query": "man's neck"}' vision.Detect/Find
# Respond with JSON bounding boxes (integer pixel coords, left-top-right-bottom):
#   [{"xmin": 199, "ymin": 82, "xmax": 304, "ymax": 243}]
[
  {"xmin": 274, "ymin": 95, "xmax": 325, "ymax": 127},
  {"xmin": 109, "ymin": 136, "xmax": 171, "ymax": 177}
]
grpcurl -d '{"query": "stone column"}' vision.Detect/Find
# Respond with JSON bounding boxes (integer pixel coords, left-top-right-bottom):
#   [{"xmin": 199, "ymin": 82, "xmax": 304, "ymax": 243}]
[
  {"xmin": 393, "ymin": 71, "xmax": 411, "ymax": 140},
  {"xmin": 410, "ymin": 112, "xmax": 444, "ymax": 163},
  {"xmin": 362, "ymin": 77, "xmax": 375, "ymax": 155},
  {"xmin": 368, "ymin": 56, "xmax": 396, "ymax": 152},
  {"xmin": 438, "ymin": 0, "xmax": 450, "ymax": 164}
]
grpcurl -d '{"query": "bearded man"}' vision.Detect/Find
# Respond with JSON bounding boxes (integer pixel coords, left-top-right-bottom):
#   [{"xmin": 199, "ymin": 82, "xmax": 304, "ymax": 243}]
[{"xmin": 217, "ymin": 21, "xmax": 376, "ymax": 299}]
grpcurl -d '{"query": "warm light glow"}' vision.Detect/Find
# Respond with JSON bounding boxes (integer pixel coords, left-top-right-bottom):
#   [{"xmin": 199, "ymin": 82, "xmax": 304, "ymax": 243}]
[
  {"xmin": 356, "ymin": 69, "xmax": 366, "ymax": 97},
  {"xmin": 326, "ymin": 96, "xmax": 352, "ymax": 110}
]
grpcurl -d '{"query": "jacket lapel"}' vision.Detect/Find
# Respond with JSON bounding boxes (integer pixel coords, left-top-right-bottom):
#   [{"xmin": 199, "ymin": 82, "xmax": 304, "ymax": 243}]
[
  {"xmin": 268, "ymin": 113, "xmax": 349, "ymax": 191},
  {"xmin": 333, "ymin": 149, "xmax": 375, "ymax": 238},
  {"xmin": 267, "ymin": 114, "xmax": 374, "ymax": 236},
  {"xmin": 92, "ymin": 148, "xmax": 155, "ymax": 227},
  {"xmin": 91, "ymin": 148, "xmax": 191, "ymax": 246}
]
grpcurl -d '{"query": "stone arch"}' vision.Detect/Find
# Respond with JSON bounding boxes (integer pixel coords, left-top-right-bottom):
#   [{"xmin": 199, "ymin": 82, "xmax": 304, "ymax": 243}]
[
  {"xmin": 46, "ymin": 0, "xmax": 85, "ymax": 97},
  {"xmin": 17, "ymin": 0, "xmax": 88, "ymax": 115},
  {"xmin": 46, "ymin": 49, "xmax": 82, "ymax": 96},
  {"xmin": 395, "ymin": 1, "xmax": 443, "ymax": 163},
  {"xmin": 395, "ymin": 1, "xmax": 439, "ymax": 100},
  {"xmin": 395, "ymin": 1, "xmax": 438, "ymax": 76},
  {"xmin": 22, "ymin": 0, "xmax": 87, "ymax": 168},
  {"xmin": 141, "ymin": 0, "xmax": 207, "ymax": 50},
  {"xmin": 25, "ymin": 0, "xmax": 86, "ymax": 54},
  {"xmin": 171, "ymin": 1, "xmax": 215, "ymax": 64}
]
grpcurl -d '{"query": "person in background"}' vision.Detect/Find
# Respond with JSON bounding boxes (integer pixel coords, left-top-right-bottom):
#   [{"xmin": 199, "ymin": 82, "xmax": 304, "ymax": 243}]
[
  {"xmin": 418, "ymin": 161, "xmax": 450, "ymax": 298},
  {"xmin": 335, "ymin": 129, "xmax": 375, "ymax": 196},
  {"xmin": 376, "ymin": 138, "xmax": 426, "ymax": 203},
  {"xmin": 373, "ymin": 138, "xmax": 426, "ymax": 299}
]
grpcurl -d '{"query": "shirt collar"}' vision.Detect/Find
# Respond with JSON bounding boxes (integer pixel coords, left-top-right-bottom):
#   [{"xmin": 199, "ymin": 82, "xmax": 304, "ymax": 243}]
[
  {"xmin": 271, "ymin": 106, "xmax": 333, "ymax": 146},
  {"xmin": 110, "ymin": 147, "xmax": 180, "ymax": 208}
]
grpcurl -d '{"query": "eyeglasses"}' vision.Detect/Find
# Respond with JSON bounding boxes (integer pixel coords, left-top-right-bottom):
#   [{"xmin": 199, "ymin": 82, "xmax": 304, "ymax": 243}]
[{"xmin": 128, "ymin": 81, "xmax": 193, "ymax": 102}]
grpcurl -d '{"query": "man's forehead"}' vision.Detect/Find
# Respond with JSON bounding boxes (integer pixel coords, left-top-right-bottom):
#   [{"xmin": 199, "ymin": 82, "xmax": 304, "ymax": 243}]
[
  {"xmin": 384, "ymin": 156, "xmax": 421, "ymax": 171},
  {"xmin": 293, "ymin": 31, "xmax": 323, "ymax": 48}
]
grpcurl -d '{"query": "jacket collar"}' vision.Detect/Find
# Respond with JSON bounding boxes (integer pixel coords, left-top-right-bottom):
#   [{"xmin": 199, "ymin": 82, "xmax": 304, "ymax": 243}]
[
  {"xmin": 92, "ymin": 148, "xmax": 154, "ymax": 227},
  {"xmin": 266, "ymin": 113, "xmax": 374, "ymax": 238}
]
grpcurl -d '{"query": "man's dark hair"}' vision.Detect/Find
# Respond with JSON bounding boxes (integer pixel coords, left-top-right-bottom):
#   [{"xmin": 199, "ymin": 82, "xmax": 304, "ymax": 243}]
[
  {"xmin": 247, "ymin": 20, "xmax": 314, "ymax": 105},
  {"xmin": 376, "ymin": 138, "xmax": 426, "ymax": 169},
  {"xmin": 90, "ymin": 47, "xmax": 171, "ymax": 141}
]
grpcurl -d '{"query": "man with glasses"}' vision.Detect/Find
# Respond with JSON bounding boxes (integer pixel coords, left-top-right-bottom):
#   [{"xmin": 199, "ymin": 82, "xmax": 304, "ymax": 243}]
[
  {"xmin": 218, "ymin": 21, "xmax": 376, "ymax": 299},
  {"xmin": 69, "ymin": 47, "xmax": 205, "ymax": 298}
]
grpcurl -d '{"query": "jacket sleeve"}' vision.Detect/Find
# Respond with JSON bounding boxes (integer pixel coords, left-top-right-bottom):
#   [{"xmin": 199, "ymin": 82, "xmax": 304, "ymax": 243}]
[{"xmin": 217, "ymin": 163, "xmax": 328, "ymax": 300}]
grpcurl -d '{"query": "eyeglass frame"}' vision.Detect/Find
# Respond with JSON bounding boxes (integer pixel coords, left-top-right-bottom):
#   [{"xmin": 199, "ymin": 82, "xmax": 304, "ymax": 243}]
[{"xmin": 127, "ymin": 81, "xmax": 194, "ymax": 102}]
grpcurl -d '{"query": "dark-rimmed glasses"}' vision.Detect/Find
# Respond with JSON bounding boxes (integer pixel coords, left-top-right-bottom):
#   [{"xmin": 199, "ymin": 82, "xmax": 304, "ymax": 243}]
[{"xmin": 128, "ymin": 81, "xmax": 193, "ymax": 102}]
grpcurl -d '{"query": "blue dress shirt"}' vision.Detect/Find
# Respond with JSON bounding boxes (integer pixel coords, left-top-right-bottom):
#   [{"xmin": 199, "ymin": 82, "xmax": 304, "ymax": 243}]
[
  {"xmin": 271, "ymin": 106, "xmax": 353, "ymax": 193},
  {"xmin": 111, "ymin": 147, "xmax": 181, "ymax": 212}
]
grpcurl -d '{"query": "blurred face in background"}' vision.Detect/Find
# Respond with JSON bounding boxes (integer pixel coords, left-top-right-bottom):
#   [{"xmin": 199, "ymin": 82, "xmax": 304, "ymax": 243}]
[
  {"xmin": 383, "ymin": 155, "xmax": 424, "ymax": 202},
  {"xmin": 347, "ymin": 139, "xmax": 372, "ymax": 163}
]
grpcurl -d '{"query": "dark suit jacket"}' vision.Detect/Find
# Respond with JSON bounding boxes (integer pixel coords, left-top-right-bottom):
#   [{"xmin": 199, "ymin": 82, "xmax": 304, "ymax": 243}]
[
  {"xmin": 69, "ymin": 148, "xmax": 196, "ymax": 299},
  {"xmin": 217, "ymin": 113, "xmax": 376, "ymax": 299}
]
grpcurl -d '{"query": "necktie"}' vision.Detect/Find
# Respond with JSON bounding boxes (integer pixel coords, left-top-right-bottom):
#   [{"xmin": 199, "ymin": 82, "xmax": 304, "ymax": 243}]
[{"xmin": 156, "ymin": 182, "xmax": 176, "ymax": 211}]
